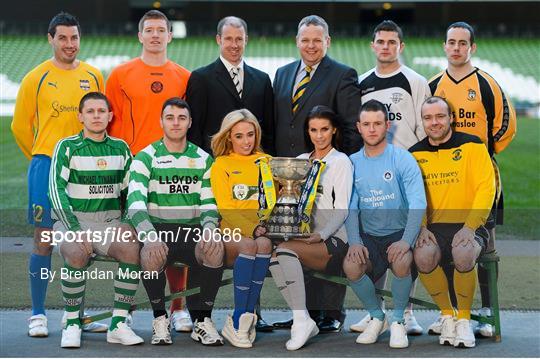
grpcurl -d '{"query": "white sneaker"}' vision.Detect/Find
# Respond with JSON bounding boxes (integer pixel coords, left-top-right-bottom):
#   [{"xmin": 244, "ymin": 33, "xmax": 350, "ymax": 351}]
[
  {"xmin": 356, "ymin": 317, "xmax": 387, "ymax": 344},
  {"xmin": 107, "ymin": 321, "xmax": 144, "ymax": 346},
  {"xmin": 428, "ymin": 314, "xmax": 444, "ymax": 335},
  {"xmin": 286, "ymin": 317, "xmax": 319, "ymax": 351},
  {"xmin": 28, "ymin": 314, "xmax": 48, "ymax": 337},
  {"xmin": 61, "ymin": 324, "xmax": 82, "ymax": 348},
  {"xmin": 191, "ymin": 317, "xmax": 224, "ymax": 346},
  {"xmin": 474, "ymin": 307, "xmax": 494, "ymax": 338},
  {"xmin": 404, "ymin": 309, "xmax": 423, "ymax": 335},
  {"xmin": 151, "ymin": 315, "xmax": 172, "ymax": 345},
  {"xmin": 171, "ymin": 309, "xmax": 193, "ymax": 332},
  {"xmin": 349, "ymin": 313, "xmax": 371, "ymax": 333},
  {"xmin": 454, "ymin": 319, "xmax": 476, "ymax": 348},
  {"xmin": 248, "ymin": 313, "xmax": 257, "ymax": 344},
  {"xmin": 389, "ymin": 322, "xmax": 409, "ymax": 349},
  {"xmin": 439, "ymin": 315, "xmax": 456, "ymax": 346},
  {"xmin": 221, "ymin": 315, "xmax": 252, "ymax": 348},
  {"xmin": 62, "ymin": 311, "xmax": 108, "ymax": 333}
]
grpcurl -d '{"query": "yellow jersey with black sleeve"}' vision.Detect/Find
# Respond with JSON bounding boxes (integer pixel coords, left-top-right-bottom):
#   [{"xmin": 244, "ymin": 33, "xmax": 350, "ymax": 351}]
[
  {"xmin": 11, "ymin": 59, "xmax": 104, "ymax": 159},
  {"xmin": 210, "ymin": 152, "xmax": 270, "ymax": 236},
  {"xmin": 409, "ymin": 131, "xmax": 495, "ymax": 230},
  {"xmin": 429, "ymin": 68, "xmax": 516, "ymax": 156}
]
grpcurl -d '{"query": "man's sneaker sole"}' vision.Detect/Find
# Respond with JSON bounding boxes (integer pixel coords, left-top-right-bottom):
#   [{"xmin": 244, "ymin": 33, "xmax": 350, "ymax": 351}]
[
  {"xmin": 151, "ymin": 338, "xmax": 172, "ymax": 345},
  {"xmin": 439, "ymin": 337, "xmax": 454, "ymax": 346},
  {"xmin": 428, "ymin": 328, "xmax": 441, "ymax": 335},
  {"xmin": 454, "ymin": 339, "xmax": 475, "ymax": 348},
  {"xmin": 190, "ymin": 331, "xmax": 224, "ymax": 346}
]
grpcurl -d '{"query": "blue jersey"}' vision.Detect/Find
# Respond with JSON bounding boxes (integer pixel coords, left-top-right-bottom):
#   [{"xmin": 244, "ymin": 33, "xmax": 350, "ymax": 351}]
[{"xmin": 345, "ymin": 144, "xmax": 426, "ymax": 246}]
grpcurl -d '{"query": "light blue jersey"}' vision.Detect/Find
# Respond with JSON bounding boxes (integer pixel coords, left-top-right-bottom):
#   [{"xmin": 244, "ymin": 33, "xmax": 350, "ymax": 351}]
[{"xmin": 345, "ymin": 144, "xmax": 426, "ymax": 246}]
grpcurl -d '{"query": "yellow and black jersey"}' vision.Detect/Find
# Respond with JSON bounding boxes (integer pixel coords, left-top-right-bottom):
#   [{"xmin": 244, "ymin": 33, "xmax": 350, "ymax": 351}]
[
  {"xmin": 429, "ymin": 68, "xmax": 516, "ymax": 156},
  {"xmin": 409, "ymin": 131, "xmax": 495, "ymax": 230}
]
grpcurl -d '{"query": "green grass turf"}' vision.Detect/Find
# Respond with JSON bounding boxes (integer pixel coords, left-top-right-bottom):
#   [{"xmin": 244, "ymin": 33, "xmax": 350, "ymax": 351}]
[
  {"xmin": 1, "ymin": 117, "xmax": 538, "ymax": 239},
  {"xmin": 0, "ymin": 253, "xmax": 538, "ymax": 310}
]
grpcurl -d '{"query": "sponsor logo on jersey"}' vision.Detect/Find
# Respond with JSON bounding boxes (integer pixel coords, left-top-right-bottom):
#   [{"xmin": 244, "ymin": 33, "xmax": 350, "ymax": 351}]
[
  {"xmin": 156, "ymin": 160, "xmax": 172, "ymax": 164},
  {"xmin": 79, "ymin": 79, "xmax": 90, "ymax": 91},
  {"xmin": 390, "ymin": 93, "xmax": 403, "ymax": 104},
  {"xmin": 51, "ymin": 101, "xmax": 78, "ymax": 117},
  {"xmin": 361, "ymin": 87, "xmax": 375, "ymax": 95},
  {"xmin": 452, "ymin": 149, "xmax": 462, "ymax": 161},
  {"xmin": 233, "ymin": 184, "xmax": 249, "ymax": 200},
  {"xmin": 467, "ymin": 89, "xmax": 477, "ymax": 101},
  {"xmin": 383, "ymin": 170, "xmax": 393, "ymax": 182},
  {"xmin": 150, "ymin": 72, "xmax": 164, "ymax": 76},
  {"xmin": 232, "ymin": 171, "xmax": 242, "ymax": 175},
  {"xmin": 97, "ymin": 158, "xmax": 107, "ymax": 170},
  {"xmin": 151, "ymin": 81, "xmax": 164, "ymax": 93}
]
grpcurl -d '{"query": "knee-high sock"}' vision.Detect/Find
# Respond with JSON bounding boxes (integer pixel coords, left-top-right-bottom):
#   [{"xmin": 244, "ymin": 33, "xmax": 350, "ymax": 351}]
[
  {"xmin": 269, "ymin": 257, "xmax": 294, "ymax": 307},
  {"xmin": 419, "ymin": 266, "xmax": 454, "ymax": 317},
  {"xmin": 349, "ymin": 274, "xmax": 385, "ymax": 321},
  {"xmin": 61, "ymin": 263, "xmax": 86, "ymax": 328},
  {"xmin": 142, "ymin": 270, "xmax": 167, "ymax": 318},
  {"xmin": 232, "ymin": 254, "xmax": 255, "ymax": 329},
  {"xmin": 246, "ymin": 253, "xmax": 271, "ymax": 314},
  {"xmin": 454, "ymin": 267, "xmax": 477, "ymax": 320},
  {"xmin": 111, "ymin": 262, "xmax": 140, "ymax": 330},
  {"xmin": 166, "ymin": 266, "xmax": 187, "ymax": 313},
  {"xmin": 188, "ymin": 264, "xmax": 224, "ymax": 323},
  {"xmin": 391, "ymin": 274, "xmax": 412, "ymax": 323},
  {"xmin": 276, "ymin": 248, "xmax": 309, "ymax": 322},
  {"xmin": 374, "ymin": 271, "xmax": 387, "ymax": 307},
  {"xmin": 29, "ymin": 253, "xmax": 51, "ymax": 316}
]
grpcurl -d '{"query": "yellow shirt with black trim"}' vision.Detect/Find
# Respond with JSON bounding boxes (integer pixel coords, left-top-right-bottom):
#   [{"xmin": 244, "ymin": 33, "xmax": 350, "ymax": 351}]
[
  {"xmin": 409, "ymin": 132, "xmax": 495, "ymax": 230},
  {"xmin": 210, "ymin": 152, "xmax": 270, "ymax": 236},
  {"xmin": 11, "ymin": 60, "xmax": 104, "ymax": 159},
  {"xmin": 429, "ymin": 68, "xmax": 516, "ymax": 155}
]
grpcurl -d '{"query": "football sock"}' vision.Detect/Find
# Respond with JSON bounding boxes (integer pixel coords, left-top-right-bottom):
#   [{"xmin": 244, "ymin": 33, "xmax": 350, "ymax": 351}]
[
  {"xmin": 111, "ymin": 262, "xmax": 140, "ymax": 330},
  {"xmin": 29, "ymin": 253, "xmax": 51, "ymax": 316},
  {"xmin": 374, "ymin": 271, "xmax": 387, "ymax": 307},
  {"xmin": 276, "ymin": 248, "xmax": 309, "ymax": 321},
  {"xmin": 391, "ymin": 274, "xmax": 412, "ymax": 323},
  {"xmin": 349, "ymin": 274, "xmax": 385, "ymax": 321},
  {"xmin": 454, "ymin": 267, "xmax": 477, "ymax": 320},
  {"xmin": 192, "ymin": 264, "xmax": 224, "ymax": 322},
  {"xmin": 246, "ymin": 253, "xmax": 271, "ymax": 314},
  {"xmin": 419, "ymin": 266, "xmax": 454, "ymax": 317},
  {"xmin": 232, "ymin": 254, "xmax": 255, "ymax": 329},
  {"xmin": 269, "ymin": 257, "xmax": 293, "ymax": 307},
  {"xmin": 142, "ymin": 270, "xmax": 167, "ymax": 318},
  {"xmin": 61, "ymin": 263, "xmax": 87, "ymax": 328}
]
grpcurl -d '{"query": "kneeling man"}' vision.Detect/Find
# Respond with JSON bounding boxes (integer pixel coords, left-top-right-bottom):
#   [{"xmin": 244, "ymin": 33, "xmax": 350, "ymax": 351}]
[
  {"xmin": 50, "ymin": 92, "xmax": 143, "ymax": 348},
  {"xmin": 344, "ymin": 100, "xmax": 426, "ymax": 348},
  {"xmin": 409, "ymin": 96, "xmax": 495, "ymax": 348}
]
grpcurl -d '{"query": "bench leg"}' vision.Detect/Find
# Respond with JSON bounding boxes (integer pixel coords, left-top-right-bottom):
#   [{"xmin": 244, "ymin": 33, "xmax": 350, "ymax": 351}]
[{"xmin": 486, "ymin": 260, "xmax": 502, "ymax": 342}]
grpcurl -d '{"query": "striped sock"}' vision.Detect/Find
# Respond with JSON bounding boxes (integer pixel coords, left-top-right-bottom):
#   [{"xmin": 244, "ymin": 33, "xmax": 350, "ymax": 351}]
[
  {"xmin": 111, "ymin": 262, "xmax": 140, "ymax": 330},
  {"xmin": 61, "ymin": 263, "xmax": 87, "ymax": 328}
]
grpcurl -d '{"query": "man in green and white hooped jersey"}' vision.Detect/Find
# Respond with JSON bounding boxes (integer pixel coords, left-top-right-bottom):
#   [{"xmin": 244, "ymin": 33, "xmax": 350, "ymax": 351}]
[
  {"xmin": 49, "ymin": 92, "xmax": 144, "ymax": 348},
  {"xmin": 127, "ymin": 97, "xmax": 225, "ymax": 346}
]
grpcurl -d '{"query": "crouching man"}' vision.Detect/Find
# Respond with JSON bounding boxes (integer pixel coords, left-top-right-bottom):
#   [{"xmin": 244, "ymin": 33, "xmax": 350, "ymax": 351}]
[
  {"xmin": 49, "ymin": 92, "xmax": 143, "ymax": 348},
  {"xmin": 409, "ymin": 96, "xmax": 495, "ymax": 348}
]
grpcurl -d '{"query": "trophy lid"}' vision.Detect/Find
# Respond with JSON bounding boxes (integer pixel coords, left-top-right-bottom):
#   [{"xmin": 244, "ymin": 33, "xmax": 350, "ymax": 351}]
[{"xmin": 269, "ymin": 157, "xmax": 313, "ymax": 181}]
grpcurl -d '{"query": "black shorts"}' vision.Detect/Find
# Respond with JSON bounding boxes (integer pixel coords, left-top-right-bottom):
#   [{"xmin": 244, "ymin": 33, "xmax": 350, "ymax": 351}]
[
  {"xmin": 323, "ymin": 236, "xmax": 349, "ymax": 276},
  {"xmin": 362, "ymin": 230, "xmax": 406, "ymax": 283},
  {"xmin": 427, "ymin": 223, "xmax": 488, "ymax": 265},
  {"xmin": 153, "ymin": 223, "xmax": 202, "ymax": 267}
]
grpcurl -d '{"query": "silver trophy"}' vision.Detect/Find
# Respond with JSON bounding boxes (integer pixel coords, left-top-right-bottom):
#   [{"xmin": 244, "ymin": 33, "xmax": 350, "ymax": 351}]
[{"xmin": 265, "ymin": 157, "xmax": 313, "ymax": 240}]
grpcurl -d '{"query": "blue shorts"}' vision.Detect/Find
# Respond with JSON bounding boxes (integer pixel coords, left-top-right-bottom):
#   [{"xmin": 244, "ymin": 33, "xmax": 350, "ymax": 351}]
[
  {"xmin": 362, "ymin": 229, "xmax": 405, "ymax": 282},
  {"xmin": 27, "ymin": 155, "xmax": 53, "ymax": 228}
]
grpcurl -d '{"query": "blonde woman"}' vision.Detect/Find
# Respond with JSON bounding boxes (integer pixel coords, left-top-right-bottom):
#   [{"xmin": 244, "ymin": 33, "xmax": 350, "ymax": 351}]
[{"xmin": 210, "ymin": 109, "xmax": 272, "ymax": 348}]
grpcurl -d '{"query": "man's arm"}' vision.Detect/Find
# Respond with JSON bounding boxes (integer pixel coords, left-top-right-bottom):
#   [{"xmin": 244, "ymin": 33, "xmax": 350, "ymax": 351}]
[
  {"xmin": 344, "ymin": 165, "xmax": 363, "ymax": 246},
  {"xmin": 335, "ymin": 67, "xmax": 362, "ymax": 155},
  {"xmin": 484, "ymin": 73, "xmax": 517, "ymax": 154},
  {"xmin": 11, "ymin": 76, "xmax": 36, "ymax": 160},
  {"xmin": 199, "ymin": 155, "xmax": 220, "ymax": 230},
  {"xmin": 186, "ymin": 71, "xmax": 207, "ymax": 148},
  {"xmin": 48, "ymin": 140, "xmax": 81, "ymax": 231},
  {"xmin": 105, "ymin": 69, "xmax": 124, "ymax": 138},
  {"xmin": 126, "ymin": 151, "xmax": 156, "ymax": 238}
]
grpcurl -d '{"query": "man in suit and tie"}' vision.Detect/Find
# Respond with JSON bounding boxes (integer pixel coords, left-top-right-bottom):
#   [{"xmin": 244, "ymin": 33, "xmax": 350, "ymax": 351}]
[
  {"xmin": 272, "ymin": 14, "xmax": 363, "ymax": 333},
  {"xmin": 186, "ymin": 16, "xmax": 274, "ymax": 155},
  {"xmin": 273, "ymin": 15, "xmax": 362, "ymax": 157}
]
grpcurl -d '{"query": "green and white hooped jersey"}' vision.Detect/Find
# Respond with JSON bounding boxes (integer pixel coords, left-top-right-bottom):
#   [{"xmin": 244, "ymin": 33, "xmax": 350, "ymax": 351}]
[
  {"xmin": 49, "ymin": 132, "xmax": 132, "ymax": 231},
  {"xmin": 127, "ymin": 140, "xmax": 218, "ymax": 238}
]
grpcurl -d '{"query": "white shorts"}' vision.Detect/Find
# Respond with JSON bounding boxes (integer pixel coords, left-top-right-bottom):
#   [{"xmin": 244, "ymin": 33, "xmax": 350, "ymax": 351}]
[{"xmin": 53, "ymin": 220, "xmax": 126, "ymax": 256}]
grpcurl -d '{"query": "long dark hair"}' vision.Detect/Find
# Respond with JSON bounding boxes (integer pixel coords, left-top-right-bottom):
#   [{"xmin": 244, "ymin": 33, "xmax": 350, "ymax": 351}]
[{"xmin": 303, "ymin": 105, "xmax": 342, "ymax": 152}]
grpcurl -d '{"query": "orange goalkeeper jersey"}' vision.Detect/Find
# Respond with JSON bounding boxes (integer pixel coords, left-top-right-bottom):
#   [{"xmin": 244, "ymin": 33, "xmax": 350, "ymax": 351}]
[{"xmin": 106, "ymin": 58, "xmax": 191, "ymax": 154}]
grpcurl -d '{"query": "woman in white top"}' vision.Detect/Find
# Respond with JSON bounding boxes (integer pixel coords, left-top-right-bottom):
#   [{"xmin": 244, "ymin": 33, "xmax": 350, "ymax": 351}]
[{"xmin": 267, "ymin": 105, "xmax": 353, "ymax": 351}]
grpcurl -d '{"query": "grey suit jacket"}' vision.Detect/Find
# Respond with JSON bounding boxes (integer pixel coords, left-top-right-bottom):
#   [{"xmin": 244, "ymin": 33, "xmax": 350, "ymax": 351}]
[{"xmin": 273, "ymin": 55, "xmax": 362, "ymax": 156}]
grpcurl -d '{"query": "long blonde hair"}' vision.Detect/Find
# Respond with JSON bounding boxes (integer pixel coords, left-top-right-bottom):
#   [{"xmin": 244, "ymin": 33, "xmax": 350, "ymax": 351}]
[{"xmin": 211, "ymin": 109, "xmax": 263, "ymax": 157}]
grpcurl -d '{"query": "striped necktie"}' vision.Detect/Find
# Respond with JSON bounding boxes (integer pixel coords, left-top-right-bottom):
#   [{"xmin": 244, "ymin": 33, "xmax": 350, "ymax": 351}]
[
  {"xmin": 292, "ymin": 65, "xmax": 312, "ymax": 114},
  {"xmin": 231, "ymin": 67, "xmax": 242, "ymax": 98}
]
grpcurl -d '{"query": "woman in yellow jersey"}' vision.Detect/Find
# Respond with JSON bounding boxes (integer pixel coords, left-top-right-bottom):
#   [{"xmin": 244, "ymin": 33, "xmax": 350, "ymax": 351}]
[
  {"xmin": 268, "ymin": 105, "xmax": 353, "ymax": 351},
  {"xmin": 210, "ymin": 109, "xmax": 272, "ymax": 348}
]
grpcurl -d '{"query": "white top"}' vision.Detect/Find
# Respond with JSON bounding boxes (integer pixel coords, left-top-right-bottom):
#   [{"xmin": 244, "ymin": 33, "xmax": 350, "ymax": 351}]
[
  {"xmin": 297, "ymin": 148, "xmax": 353, "ymax": 242},
  {"xmin": 358, "ymin": 65, "xmax": 431, "ymax": 150}
]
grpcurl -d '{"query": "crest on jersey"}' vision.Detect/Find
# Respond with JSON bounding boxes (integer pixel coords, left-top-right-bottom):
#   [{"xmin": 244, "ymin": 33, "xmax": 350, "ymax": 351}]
[
  {"xmin": 467, "ymin": 89, "xmax": 477, "ymax": 101},
  {"xmin": 79, "ymin": 79, "xmax": 90, "ymax": 91},
  {"xmin": 233, "ymin": 184, "xmax": 249, "ymax": 200},
  {"xmin": 390, "ymin": 93, "xmax": 403, "ymax": 104},
  {"xmin": 452, "ymin": 149, "xmax": 462, "ymax": 161},
  {"xmin": 187, "ymin": 158, "xmax": 197, "ymax": 168},
  {"xmin": 97, "ymin": 158, "xmax": 107, "ymax": 170},
  {"xmin": 383, "ymin": 170, "xmax": 393, "ymax": 182},
  {"xmin": 417, "ymin": 158, "xmax": 428, "ymax": 164},
  {"xmin": 151, "ymin": 81, "xmax": 163, "ymax": 93}
]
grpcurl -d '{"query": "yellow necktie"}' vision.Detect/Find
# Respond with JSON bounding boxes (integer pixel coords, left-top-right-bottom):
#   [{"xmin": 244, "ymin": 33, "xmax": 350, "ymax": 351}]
[{"xmin": 292, "ymin": 65, "xmax": 312, "ymax": 114}]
